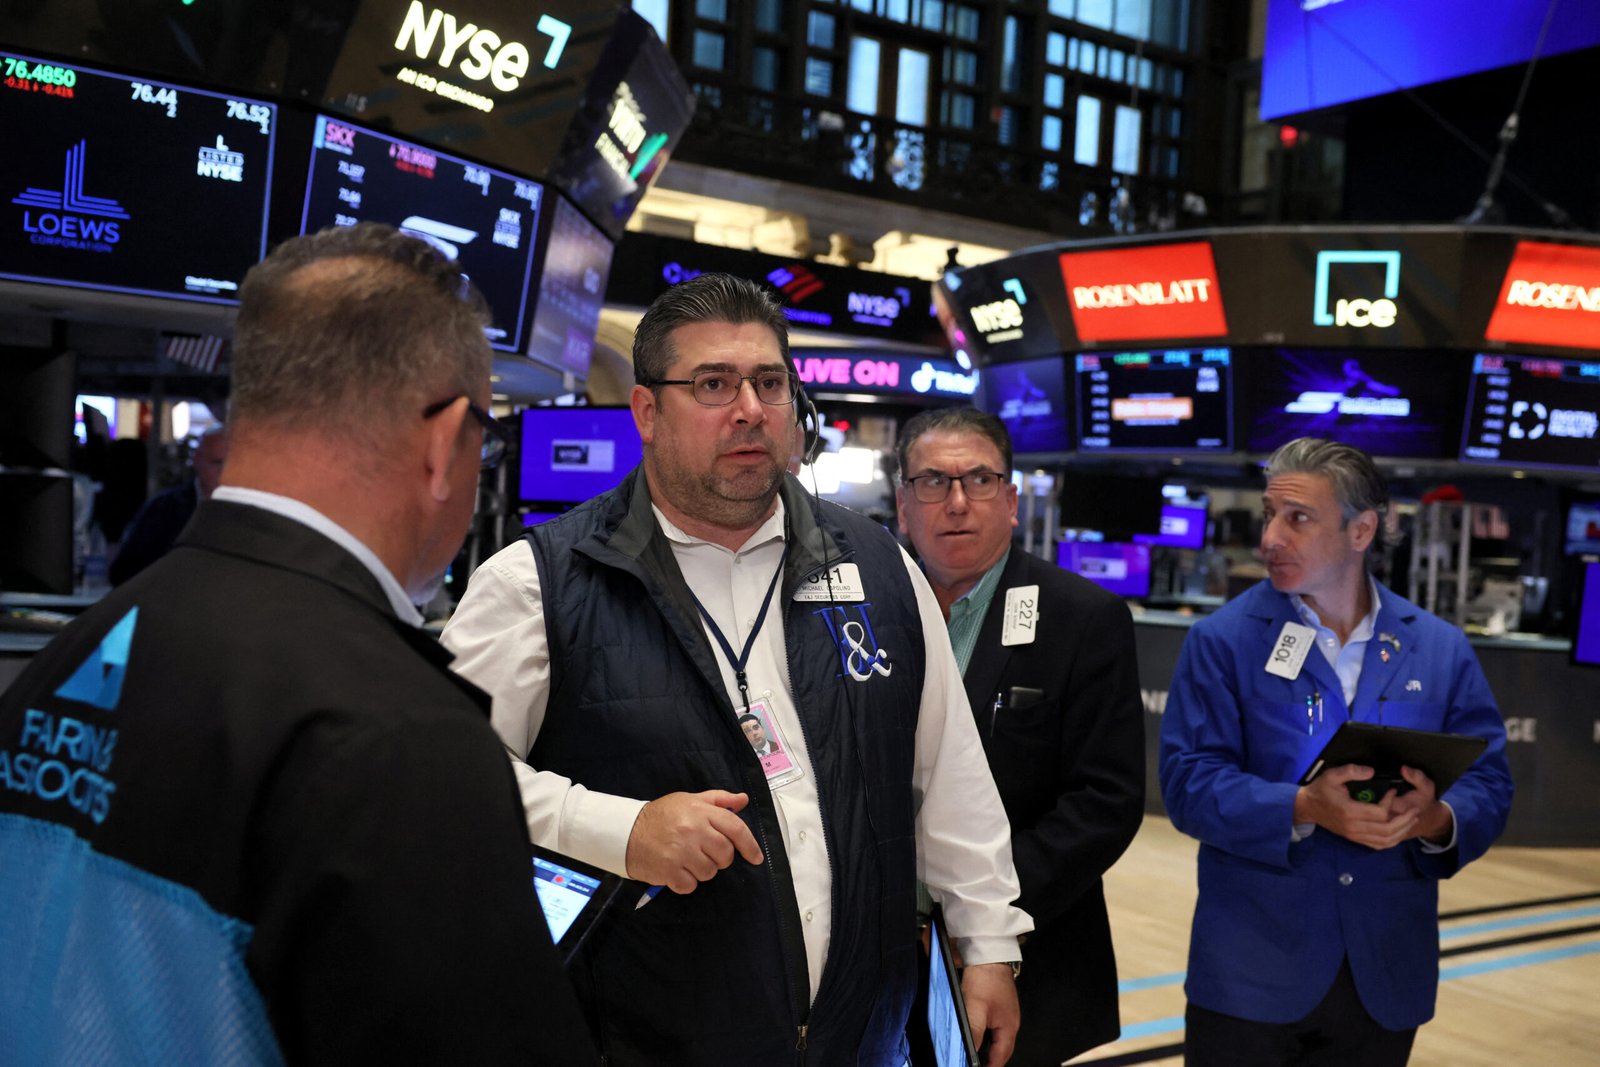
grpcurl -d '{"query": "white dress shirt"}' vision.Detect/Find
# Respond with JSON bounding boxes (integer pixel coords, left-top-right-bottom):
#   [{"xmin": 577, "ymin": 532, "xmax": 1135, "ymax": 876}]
[{"xmin": 442, "ymin": 496, "xmax": 1029, "ymax": 1001}]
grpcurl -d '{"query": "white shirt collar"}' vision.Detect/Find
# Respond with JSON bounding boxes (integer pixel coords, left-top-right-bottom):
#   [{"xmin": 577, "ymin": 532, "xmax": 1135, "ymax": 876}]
[
  {"xmin": 211, "ymin": 486, "xmax": 423, "ymax": 626},
  {"xmin": 1290, "ymin": 573, "xmax": 1382, "ymax": 645}
]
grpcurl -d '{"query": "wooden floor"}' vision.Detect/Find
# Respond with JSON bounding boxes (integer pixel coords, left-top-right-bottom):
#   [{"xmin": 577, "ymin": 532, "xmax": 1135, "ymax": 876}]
[{"xmin": 1063, "ymin": 815, "xmax": 1600, "ymax": 1067}]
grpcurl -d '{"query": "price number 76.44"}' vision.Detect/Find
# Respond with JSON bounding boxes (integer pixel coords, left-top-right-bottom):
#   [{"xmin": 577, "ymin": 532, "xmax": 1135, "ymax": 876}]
[{"xmin": 130, "ymin": 81, "xmax": 178, "ymax": 118}]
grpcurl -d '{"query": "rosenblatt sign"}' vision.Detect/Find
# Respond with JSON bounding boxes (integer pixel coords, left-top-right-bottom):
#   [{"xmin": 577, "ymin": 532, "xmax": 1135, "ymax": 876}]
[
  {"xmin": 1058, "ymin": 241, "xmax": 1228, "ymax": 343},
  {"xmin": 1485, "ymin": 240, "xmax": 1600, "ymax": 351}
]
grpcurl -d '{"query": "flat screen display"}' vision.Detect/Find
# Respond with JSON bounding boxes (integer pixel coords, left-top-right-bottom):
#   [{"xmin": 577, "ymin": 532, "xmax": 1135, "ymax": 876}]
[
  {"xmin": 1057, "ymin": 541, "xmax": 1151, "ymax": 598},
  {"xmin": 1261, "ymin": 0, "xmax": 1600, "ymax": 120},
  {"xmin": 1565, "ymin": 502, "xmax": 1600, "ymax": 557},
  {"xmin": 1134, "ymin": 503, "xmax": 1208, "ymax": 550},
  {"xmin": 526, "ymin": 195, "xmax": 615, "ymax": 378},
  {"xmin": 1075, "ymin": 348, "xmax": 1232, "ymax": 453},
  {"xmin": 1244, "ymin": 348, "xmax": 1467, "ymax": 458},
  {"xmin": 532, "ymin": 856, "xmax": 604, "ymax": 944},
  {"xmin": 300, "ymin": 114, "xmax": 542, "ymax": 352},
  {"xmin": 1573, "ymin": 561, "xmax": 1600, "ymax": 669},
  {"xmin": 1460, "ymin": 354, "xmax": 1600, "ymax": 472},
  {"xmin": 979, "ymin": 356, "xmax": 1071, "ymax": 455},
  {"xmin": 519, "ymin": 406, "xmax": 642, "ymax": 504},
  {"xmin": 0, "ymin": 51, "xmax": 275, "ymax": 304}
]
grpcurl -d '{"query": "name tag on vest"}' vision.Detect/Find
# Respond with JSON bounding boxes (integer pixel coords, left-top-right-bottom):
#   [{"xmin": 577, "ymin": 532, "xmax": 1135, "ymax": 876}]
[
  {"xmin": 1001, "ymin": 585, "xmax": 1040, "ymax": 646},
  {"xmin": 793, "ymin": 563, "xmax": 866, "ymax": 602}
]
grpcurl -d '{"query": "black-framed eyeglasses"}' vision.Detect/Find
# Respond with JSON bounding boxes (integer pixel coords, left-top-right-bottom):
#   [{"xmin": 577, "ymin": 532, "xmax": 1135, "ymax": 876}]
[
  {"xmin": 643, "ymin": 369, "xmax": 797, "ymax": 408},
  {"xmin": 422, "ymin": 395, "xmax": 512, "ymax": 470},
  {"xmin": 902, "ymin": 469, "xmax": 1007, "ymax": 504}
]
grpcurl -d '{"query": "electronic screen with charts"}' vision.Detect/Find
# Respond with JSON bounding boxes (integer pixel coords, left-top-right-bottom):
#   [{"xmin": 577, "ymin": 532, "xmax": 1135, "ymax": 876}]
[
  {"xmin": 0, "ymin": 51, "xmax": 275, "ymax": 304},
  {"xmin": 519, "ymin": 406, "xmax": 642, "ymax": 504},
  {"xmin": 1075, "ymin": 348, "xmax": 1232, "ymax": 453},
  {"xmin": 1244, "ymin": 348, "xmax": 1465, "ymax": 459},
  {"xmin": 1574, "ymin": 562, "xmax": 1600, "ymax": 669},
  {"xmin": 1057, "ymin": 541, "xmax": 1152, "ymax": 598},
  {"xmin": 300, "ymin": 115, "xmax": 543, "ymax": 352},
  {"xmin": 979, "ymin": 356, "xmax": 1071, "ymax": 455},
  {"xmin": 531, "ymin": 850, "xmax": 624, "ymax": 964},
  {"xmin": 526, "ymin": 195, "xmax": 615, "ymax": 378},
  {"xmin": 926, "ymin": 908, "xmax": 980, "ymax": 1067},
  {"xmin": 1460, "ymin": 354, "xmax": 1600, "ymax": 472}
]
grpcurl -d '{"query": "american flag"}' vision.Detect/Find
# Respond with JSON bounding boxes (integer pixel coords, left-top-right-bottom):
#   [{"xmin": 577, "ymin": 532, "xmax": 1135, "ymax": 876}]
[{"xmin": 163, "ymin": 333, "xmax": 228, "ymax": 374}]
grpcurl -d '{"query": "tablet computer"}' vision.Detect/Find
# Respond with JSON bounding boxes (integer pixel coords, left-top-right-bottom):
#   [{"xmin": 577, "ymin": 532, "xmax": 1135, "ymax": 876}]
[
  {"xmin": 926, "ymin": 906, "xmax": 981, "ymax": 1067},
  {"xmin": 1299, "ymin": 721, "xmax": 1488, "ymax": 801},
  {"xmin": 531, "ymin": 849, "xmax": 626, "ymax": 965}
]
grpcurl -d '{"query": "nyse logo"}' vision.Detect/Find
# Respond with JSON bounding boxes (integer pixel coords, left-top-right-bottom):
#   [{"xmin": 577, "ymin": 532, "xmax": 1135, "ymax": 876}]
[
  {"xmin": 196, "ymin": 136, "xmax": 245, "ymax": 182},
  {"xmin": 393, "ymin": 2, "xmax": 573, "ymax": 92},
  {"xmin": 12, "ymin": 139, "xmax": 128, "ymax": 252},
  {"xmin": 1314, "ymin": 250, "xmax": 1400, "ymax": 329}
]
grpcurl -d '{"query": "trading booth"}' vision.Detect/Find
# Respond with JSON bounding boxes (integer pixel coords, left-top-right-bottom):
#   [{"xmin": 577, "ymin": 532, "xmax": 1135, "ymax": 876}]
[{"xmin": 936, "ymin": 225, "xmax": 1600, "ymax": 846}]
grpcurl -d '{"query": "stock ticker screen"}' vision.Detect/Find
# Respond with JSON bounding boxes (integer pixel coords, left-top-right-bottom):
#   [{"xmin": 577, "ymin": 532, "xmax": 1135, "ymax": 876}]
[
  {"xmin": 1460, "ymin": 354, "xmax": 1600, "ymax": 473},
  {"xmin": 300, "ymin": 115, "xmax": 543, "ymax": 352},
  {"xmin": 1074, "ymin": 348, "xmax": 1233, "ymax": 453},
  {"xmin": 0, "ymin": 51, "xmax": 276, "ymax": 303}
]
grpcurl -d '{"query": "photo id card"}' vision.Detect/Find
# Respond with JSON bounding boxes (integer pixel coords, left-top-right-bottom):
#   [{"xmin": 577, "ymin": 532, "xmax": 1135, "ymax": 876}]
[{"xmin": 739, "ymin": 700, "xmax": 804, "ymax": 788}]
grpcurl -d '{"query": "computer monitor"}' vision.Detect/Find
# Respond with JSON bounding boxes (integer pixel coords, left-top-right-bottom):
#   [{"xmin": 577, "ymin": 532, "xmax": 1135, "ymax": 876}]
[
  {"xmin": 1571, "ymin": 561, "xmax": 1600, "ymax": 669},
  {"xmin": 1074, "ymin": 348, "xmax": 1232, "ymax": 453},
  {"xmin": 978, "ymin": 356, "xmax": 1071, "ymax": 455},
  {"xmin": 1565, "ymin": 501, "xmax": 1600, "ymax": 557},
  {"xmin": 1460, "ymin": 353, "xmax": 1600, "ymax": 473},
  {"xmin": 518, "ymin": 406, "xmax": 642, "ymax": 505},
  {"xmin": 1056, "ymin": 541, "xmax": 1152, "ymax": 598}
]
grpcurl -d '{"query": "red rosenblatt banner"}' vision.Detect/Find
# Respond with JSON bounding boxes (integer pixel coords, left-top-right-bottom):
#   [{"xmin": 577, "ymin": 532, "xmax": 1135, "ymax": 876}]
[
  {"xmin": 1059, "ymin": 241, "xmax": 1228, "ymax": 344},
  {"xmin": 1485, "ymin": 240, "xmax": 1600, "ymax": 351}
]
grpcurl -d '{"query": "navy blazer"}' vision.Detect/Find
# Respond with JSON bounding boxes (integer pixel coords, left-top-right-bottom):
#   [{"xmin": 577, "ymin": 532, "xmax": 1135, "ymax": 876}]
[
  {"xmin": 1159, "ymin": 580, "xmax": 1513, "ymax": 1029},
  {"xmin": 962, "ymin": 550, "xmax": 1145, "ymax": 1065}
]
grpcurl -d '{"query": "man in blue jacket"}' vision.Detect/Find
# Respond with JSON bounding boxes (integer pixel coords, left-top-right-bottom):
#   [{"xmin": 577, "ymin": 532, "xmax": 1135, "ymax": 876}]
[{"xmin": 1159, "ymin": 437, "xmax": 1512, "ymax": 1066}]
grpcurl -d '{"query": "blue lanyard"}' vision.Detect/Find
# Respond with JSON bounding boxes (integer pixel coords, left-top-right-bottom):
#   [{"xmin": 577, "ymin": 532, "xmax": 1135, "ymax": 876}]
[{"xmin": 690, "ymin": 544, "xmax": 789, "ymax": 714}]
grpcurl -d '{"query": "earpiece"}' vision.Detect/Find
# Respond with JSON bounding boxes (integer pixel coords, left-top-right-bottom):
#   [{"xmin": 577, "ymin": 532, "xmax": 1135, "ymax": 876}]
[{"xmin": 796, "ymin": 385, "xmax": 822, "ymax": 466}]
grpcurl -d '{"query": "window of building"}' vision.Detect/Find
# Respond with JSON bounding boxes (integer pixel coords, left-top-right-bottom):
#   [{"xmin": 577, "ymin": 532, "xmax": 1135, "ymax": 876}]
[
  {"xmin": 942, "ymin": 90, "xmax": 975, "ymax": 128},
  {"xmin": 807, "ymin": 10, "xmax": 836, "ymax": 48},
  {"xmin": 805, "ymin": 57, "xmax": 834, "ymax": 96},
  {"xmin": 848, "ymin": 37, "xmax": 881, "ymax": 114},
  {"xmin": 1112, "ymin": 104, "xmax": 1140, "ymax": 173},
  {"xmin": 1048, "ymin": 0, "xmax": 1075, "ymax": 16},
  {"xmin": 897, "ymin": 47, "xmax": 930, "ymax": 126},
  {"xmin": 1000, "ymin": 15, "xmax": 1022, "ymax": 93},
  {"xmin": 696, "ymin": 0, "xmax": 727, "ymax": 20},
  {"xmin": 693, "ymin": 29, "xmax": 725, "ymax": 69},
  {"xmin": 632, "ymin": 0, "xmax": 670, "ymax": 42},
  {"xmin": 945, "ymin": 48, "xmax": 978, "ymax": 86},
  {"xmin": 753, "ymin": 46, "xmax": 780, "ymax": 90},
  {"xmin": 1075, "ymin": 95, "xmax": 1101, "ymax": 165},
  {"xmin": 1042, "ymin": 113, "xmax": 1063, "ymax": 152},
  {"xmin": 1047, "ymin": 32, "xmax": 1067, "ymax": 67},
  {"xmin": 754, "ymin": 0, "xmax": 783, "ymax": 33},
  {"xmin": 1044, "ymin": 72, "xmax": 1065, "ymax": 109},
  {"xmin": 1076, "ymin": 0, "xmax": 1112, "ymax": 30},
  {"xmin": 947, "ymin": 4, "xmax": 980, "ymax": 41}
]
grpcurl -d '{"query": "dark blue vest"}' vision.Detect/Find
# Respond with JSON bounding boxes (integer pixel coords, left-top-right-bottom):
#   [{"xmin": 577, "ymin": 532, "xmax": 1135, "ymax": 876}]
[{"xmin": 527, "ymin": 468, "xmax": 926, "ymax": 1065}]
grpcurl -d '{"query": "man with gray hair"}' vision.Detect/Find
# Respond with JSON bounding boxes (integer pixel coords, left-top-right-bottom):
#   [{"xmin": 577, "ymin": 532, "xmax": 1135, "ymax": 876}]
[
  {"xmin": 444, "ymin": 272, "xmax": 1029, "ymax": 1064},
  {"xmin": 1159, "ymin": 437, "xmax": 1512, "ymax": 1066},
  {"xmin": 0, "ymin": 223, "xmax": 592, "ymax": 1063}
]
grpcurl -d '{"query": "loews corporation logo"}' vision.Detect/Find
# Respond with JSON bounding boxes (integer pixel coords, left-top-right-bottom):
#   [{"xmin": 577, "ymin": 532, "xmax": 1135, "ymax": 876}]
[
  {"xmin": 12, "ymin": 139, "xmax": 128, "ymax": 253},
  {"xmin": 1313, "ymin": 250, "xmax": 1400, "ymax": 329}
]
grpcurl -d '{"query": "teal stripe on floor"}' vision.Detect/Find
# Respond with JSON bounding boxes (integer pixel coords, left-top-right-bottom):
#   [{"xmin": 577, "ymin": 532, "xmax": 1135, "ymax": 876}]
[
  {"xmin": 1440, "ymin": 905, "xmax": 1600, "ymax": 940},
  {"xmin": 1118, "ymin": 971, "xmax": 1186, "ymax": 994},
  {"xmin": 1439, "ymin": 938, "xmax": 1600, "ymax": 980}
]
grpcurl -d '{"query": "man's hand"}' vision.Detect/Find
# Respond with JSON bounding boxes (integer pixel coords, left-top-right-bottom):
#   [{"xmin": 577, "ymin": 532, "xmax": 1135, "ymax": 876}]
[
  {"xmin": 961, "ymin": 963, "xmax": 1020, "ymax": 1067},
  {"xmin": 625, "ymin": 790, "xmax": 764, "ymax": 894},
  {"xmin": 1294, "ymin": 764, "xmax": 1457, "ymax": 850}
]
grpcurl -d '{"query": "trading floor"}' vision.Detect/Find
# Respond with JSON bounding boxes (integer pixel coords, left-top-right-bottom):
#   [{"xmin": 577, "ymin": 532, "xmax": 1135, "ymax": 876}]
[{"xmin": 1069, "ymin": 816, "xmax": 1600, "ymax": 1067}]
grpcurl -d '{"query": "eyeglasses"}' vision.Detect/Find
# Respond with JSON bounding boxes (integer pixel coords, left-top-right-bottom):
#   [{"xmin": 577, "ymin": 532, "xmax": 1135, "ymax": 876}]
[
  {"xmin": 902, "ymin": 470, "xmax": 1007, "ymax": 504},
  {"xmin": 422, "ymin": 395, "xmax": 513, "ymax": 470},
  {"xmin": 644, "ymin": 369, "xmax": 797, "ymax": 408}
]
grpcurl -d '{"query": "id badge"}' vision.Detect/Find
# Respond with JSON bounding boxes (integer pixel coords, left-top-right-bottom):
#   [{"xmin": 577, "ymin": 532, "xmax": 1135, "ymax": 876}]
[
  {"xmin": 740, "ymin": 699, "xmax": 804, "ymax": 789},
  {"xmin": 1001, "ymin": 585, "xmax": 1040, "ymax": 647},
  {"xmin": 1265, "ymin": 621, "xmax": 1316, "ymax": 680}
]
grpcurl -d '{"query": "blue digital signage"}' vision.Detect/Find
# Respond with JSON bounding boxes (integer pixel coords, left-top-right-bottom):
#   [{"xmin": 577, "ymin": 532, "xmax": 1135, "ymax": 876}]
[
  {"xmin": 0, "ymin": 51, "xmax": 276, "ymax": 304},
  {"xmin": 1262, "ymin": 0, "xmax": 1600, "ymax": 120},
  {"xmin": 979, "ymin": 356, "xmax": 1072, "ymax": 456}
]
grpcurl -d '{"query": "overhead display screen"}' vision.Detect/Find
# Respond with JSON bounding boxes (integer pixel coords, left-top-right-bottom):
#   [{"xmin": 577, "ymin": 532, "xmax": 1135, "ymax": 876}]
[
  {"xmin": 1484, "ymin": 241, "xmax": 1600, "ymax": 352},
  {"xmin": 519, "ymin": 406, "xmax": 642, "ymax": 504},
  {"xmin": 979, "ymin": 356, "xmax": 1071, "ymax": 455},
  {"xmin": 939, "ymin": 248, "xmax": 1074, "ymax": 363},
  {"xmin": 1075, "ymin": 348, "xmax": 1233, "ymax": 453},
  {"xmin": 301, "ymin": 115, "xmax": 543, "ymax": 352},
  {"xmin": 1244, "ymin": 348, "xmax": 1467, "ymax": 459},
  {"xmin": 1261, "ymin": 0, "xmax": 1600, "ymax": 120},
  {"xmin": 1460, "ymin": 354, "xmax": 1600, "ymax": 472},
  {"xmin": 526, "ymin": 194, "xmax": 615, "ymax": 379},
  {"xmin": 1057, "ymin": 541, "xmax": 1151, "ymax": 598},
  {"xmin": 1059, "ymin": 241, "xmax": 1227, "ymax": 346},
  {"xmin": 0, "ymin": 51, "xmax": 276, "ymax": 304}
]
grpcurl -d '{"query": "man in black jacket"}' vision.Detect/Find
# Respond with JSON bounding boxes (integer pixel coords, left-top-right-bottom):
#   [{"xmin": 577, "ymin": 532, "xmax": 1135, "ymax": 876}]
[
  {"xmin": 0, "ymin": 223, "xmax": 593, "ymax": 1064},
  {"xmin": 897, "ymin": 406, "xmax": 1145, "ymax": 1065},
  {"xmin": 109, "ymin": 425, "xmax": 227, "ymax": 586}
]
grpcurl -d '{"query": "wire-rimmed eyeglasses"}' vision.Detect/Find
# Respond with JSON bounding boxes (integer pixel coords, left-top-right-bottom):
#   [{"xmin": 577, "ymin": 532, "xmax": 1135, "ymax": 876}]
[
  {"xmin": 901, "ymin": 470, "xmax": 1008, "ymax": 504},
  {"xmin": 644, "ymin": 369, "xmax": 797, "ymax": 408},
  {"xmin": 422, "ymin": 395, "xmax": 512, "ymax": 470}
]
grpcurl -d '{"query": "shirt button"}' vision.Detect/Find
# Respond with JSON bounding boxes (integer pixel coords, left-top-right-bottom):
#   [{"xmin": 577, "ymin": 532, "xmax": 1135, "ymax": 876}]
[
  {"xmin": 734, "ymin": 556, "xmax": 743, "ymax": 565},
  {"xmin": 1339, "ymin": 872, "xmax": 1354, "ymax": 886},
  {"xmin": 798, "ymin": 830, "xmax": 807, "ymax": 843},
  {"xmin": 804, "ymin": 910, "xmax": 814, "ymax": 922}
]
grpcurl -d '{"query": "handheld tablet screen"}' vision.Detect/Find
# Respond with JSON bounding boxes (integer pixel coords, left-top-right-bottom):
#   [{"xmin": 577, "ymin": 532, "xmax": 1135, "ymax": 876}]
[
  {"xmin": 928, "ymin": 912, "xmax": 981, "ymax": 1067},
  {"xmin": 533, "ymin": 856, "xmax": 605, "ymax": 946}
]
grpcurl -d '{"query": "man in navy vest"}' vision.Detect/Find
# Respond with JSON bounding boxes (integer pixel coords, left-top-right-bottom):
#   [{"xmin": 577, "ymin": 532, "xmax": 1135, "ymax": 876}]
[{"xmin": 444, "ymin": 273, "xmax": 1030, "ymax": 1064}]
